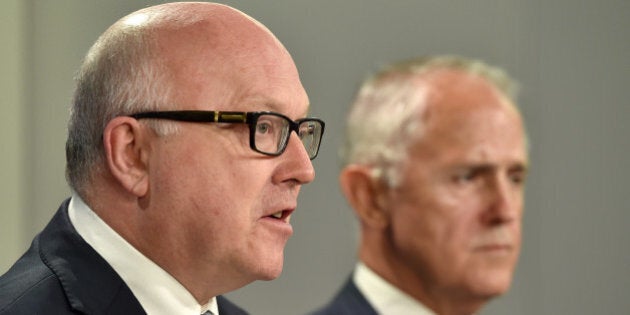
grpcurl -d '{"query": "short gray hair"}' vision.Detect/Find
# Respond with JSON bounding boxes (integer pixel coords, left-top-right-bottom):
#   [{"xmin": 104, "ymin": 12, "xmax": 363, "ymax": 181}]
[
  {"xmin": 340, "ymin": 55, "xmax": 518, "ymax": 187},
  {"xmin": 65, "ymin": 18, "xmax": 176, "ymax": 197}
]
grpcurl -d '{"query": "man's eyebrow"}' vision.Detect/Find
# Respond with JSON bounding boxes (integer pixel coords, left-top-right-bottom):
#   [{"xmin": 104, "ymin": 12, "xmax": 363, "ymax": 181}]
[
  {"xmin": 453, "ymin": 161, "xmax": 528, "ymax": 173},
  {"xmin": 462, "ymin": 164, "xmax": 495, "ymax": 176},
  {"xmin": 452, "ymin": 162, "xmax": 493, "ymax": 170},
  {"xmin": 265, "ymin": 101, "xmax": 283, "ymax": 113},
  {"xmin": 251, "ymin": 100, "xmax": 311, "ymax": 117}
]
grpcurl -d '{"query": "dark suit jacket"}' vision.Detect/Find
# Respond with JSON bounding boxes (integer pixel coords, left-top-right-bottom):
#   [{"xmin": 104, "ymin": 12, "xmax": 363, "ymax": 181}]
[
  {"xmin": 0, "ymin": 199, "xmax": 248, "ymax": 315},
  {"xmin": 310, "ymin": 276, "xmax": 378, "ymax": 315}
]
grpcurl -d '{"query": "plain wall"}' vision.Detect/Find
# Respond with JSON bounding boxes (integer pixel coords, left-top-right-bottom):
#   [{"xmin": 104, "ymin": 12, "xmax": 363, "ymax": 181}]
[
  {"xmin": 0, "ymin": 0, "xmax": 26, "ymax": 275},
  {"xmin": 1, "ymin": 1, "xmax": 628, "ymax": 314}
]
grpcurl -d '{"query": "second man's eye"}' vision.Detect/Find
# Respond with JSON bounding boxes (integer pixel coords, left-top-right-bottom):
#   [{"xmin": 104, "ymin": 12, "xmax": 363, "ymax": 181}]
[
  {"xmin": 452, "ymin": 167, "xmax": 484, "ymax": 185},
  {"xmin": 454, "ymin": 171, "xmax": 475, "ymax": 183},
  {"xmin": 508, "ymin": 170, "xmax": 527, "ymax": 186}
]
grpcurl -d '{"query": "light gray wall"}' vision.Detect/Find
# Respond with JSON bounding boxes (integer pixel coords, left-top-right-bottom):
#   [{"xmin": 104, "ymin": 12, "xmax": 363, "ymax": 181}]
[{"xmin": 1, "ymin": 1, "xmax": 628, "ymax": 314}]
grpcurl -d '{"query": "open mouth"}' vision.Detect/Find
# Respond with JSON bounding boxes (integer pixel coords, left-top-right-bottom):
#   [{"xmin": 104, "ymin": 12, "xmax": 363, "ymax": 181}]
[{"xmin": 267, "ymin": 210, "xmax": 292, "ymax": 221}]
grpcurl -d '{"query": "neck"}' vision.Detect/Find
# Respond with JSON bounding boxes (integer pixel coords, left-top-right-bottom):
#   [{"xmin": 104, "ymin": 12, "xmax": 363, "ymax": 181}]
[{"xmin": 359, "ymin": 235, "xmax": 487, "ymax": 315}]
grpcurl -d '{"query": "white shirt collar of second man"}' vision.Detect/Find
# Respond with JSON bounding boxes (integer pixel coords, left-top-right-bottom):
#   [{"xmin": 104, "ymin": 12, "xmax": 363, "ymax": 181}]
[{"xmin": 354, "ymin": 261, "xmax": 436, "ymax": 315}]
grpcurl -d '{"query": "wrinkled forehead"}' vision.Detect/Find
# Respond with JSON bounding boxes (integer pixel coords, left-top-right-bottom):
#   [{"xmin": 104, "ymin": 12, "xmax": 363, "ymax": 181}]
[
  {"xmin": 420, "ymin": 69, "xmax": 519, "ymax": 120},
  {"xmin": 405, "ymin": 70, "xmax": 524, "ymax": 153}
]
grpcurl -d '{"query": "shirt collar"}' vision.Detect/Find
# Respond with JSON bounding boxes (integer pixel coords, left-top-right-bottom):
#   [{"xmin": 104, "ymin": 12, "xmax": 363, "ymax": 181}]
[
  {"xmin": 68, "ymin": 193, "xmax": 218, "ymax": 315},
  {"xmin": 353, "ymin": 261, "xmax": 436, "ymax": 315}
]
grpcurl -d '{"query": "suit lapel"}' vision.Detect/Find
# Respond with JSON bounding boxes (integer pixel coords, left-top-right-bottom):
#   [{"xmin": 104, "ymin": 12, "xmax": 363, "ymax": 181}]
[
  {"xmin": 334, "ymin": 277, "xmax": 378, "ymax": 314},
  {"xmin": 217, "ymin": 295, "xmax": 249, "ymax": 315},
  {"xmin": 39, "ymin": 200, "xmax": 146, "ymax": 315}
]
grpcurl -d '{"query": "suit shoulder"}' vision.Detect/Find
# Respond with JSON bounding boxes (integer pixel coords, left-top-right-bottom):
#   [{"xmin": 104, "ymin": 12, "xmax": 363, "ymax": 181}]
[
  {"xmin": 217, "ymin": 295, "xmax": 249, "ymax": 315},
  {"xmin": 0, "ymin": 238, "xmax": 72, "ymax": 314},
  {"xmin": 309, "ymin": 278, "xmax": 378, "ymax": 315}
]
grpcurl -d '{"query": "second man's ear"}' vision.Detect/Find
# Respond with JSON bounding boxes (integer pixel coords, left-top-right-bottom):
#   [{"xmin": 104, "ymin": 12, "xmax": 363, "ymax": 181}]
[
  {"xmin": 339, "ymin": 165, "xmax": 391, "ymax": 229},
  {"xmin": 102, "ymin": 116, "xmax": 150, "ymax": 197}
]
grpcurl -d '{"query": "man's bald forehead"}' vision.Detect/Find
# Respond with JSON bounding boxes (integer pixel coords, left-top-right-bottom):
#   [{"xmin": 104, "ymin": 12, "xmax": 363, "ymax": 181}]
[
  {"xmin": 108, "ymin": 2, "xmax": 286, "ymax": 62},
  {"xmin": 116, "ymin": 2, "xmax": 275, "ymax": 40},
  {"xmin": 123, "ymin": 2, "xmax": 251, "ymax": 25}
]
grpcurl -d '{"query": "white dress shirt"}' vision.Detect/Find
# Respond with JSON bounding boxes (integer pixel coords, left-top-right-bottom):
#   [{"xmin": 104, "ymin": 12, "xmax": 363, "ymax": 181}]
[
  {"xmin": 68, "ymin": 194, "xmax": 218, "ymax": 315},
  {"xmin": 353, "ymin": 262, "xmax": 436, "ymax": 315}
]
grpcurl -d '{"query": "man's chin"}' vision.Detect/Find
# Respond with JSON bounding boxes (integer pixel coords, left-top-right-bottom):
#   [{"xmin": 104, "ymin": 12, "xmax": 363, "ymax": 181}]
[
  {"xmin": 470, "ymin": 273, "xmax": 514, "ymax": 300},
  {"xmin": 254, "ymin": 258, "xmax": 285, "ymax": 281}
]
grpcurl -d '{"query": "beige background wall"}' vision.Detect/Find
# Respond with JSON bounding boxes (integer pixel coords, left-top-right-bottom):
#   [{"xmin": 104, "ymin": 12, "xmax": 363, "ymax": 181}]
[
  {"xmin": 1, "ymin": 1, "xmax": 628, "ymax": 314},
  {"xmin": 0, "ymin": 0, "xmax": 30, "ymax": 276},
  {"xmin": 1, "ymin": 0, "xmax": 26, "ymax": 273}
]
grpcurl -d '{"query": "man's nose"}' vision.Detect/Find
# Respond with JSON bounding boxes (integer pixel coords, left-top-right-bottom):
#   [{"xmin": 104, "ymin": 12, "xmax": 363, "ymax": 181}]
[
  {"xmin": 482, "ymin": 175, "xmax": 521, "ymax": 225},
  {"xmin": 273, "ymin": 132, "xmax": 316, "ymax": 185}
]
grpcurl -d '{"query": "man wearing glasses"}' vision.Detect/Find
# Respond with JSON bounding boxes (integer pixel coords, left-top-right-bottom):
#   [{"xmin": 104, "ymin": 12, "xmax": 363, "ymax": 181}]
[
  {"xmin": 311, "ymin": 56, "xmax": 527, "ymax": 315},
  {"xmin": 0, "ymin": 2, "xmax": 323, "ymax": 315}
]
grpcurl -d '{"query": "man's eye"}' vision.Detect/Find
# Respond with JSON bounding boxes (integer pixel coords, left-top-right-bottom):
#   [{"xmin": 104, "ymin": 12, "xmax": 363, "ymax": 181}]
[
  {"xmin": 299, "ymin": 124, "xmax": 315, "ymax": 137},
  {"xmin": 509, "ymin": 172, "xmax": 526, "ymax": 185},
  {"xmin": 256, "ymin": 122, "xmax": 272, "ymax": 134},
  {"xmin": 453, "ymin": 171, "xmax": 476, "ymax": 183}
]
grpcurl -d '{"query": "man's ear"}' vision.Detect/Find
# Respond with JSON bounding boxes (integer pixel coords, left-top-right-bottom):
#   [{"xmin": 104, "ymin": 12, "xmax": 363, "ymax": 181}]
[
  {"xmin": 339, "ymin": 165, "xmax": 390, "ymax": 229},
  {"xmin": 103, "ymin": 117, "xmax": 150, "ymax": 197}
]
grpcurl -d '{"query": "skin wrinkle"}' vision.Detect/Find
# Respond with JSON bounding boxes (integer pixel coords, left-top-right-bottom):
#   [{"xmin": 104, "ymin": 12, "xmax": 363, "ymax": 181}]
[
  {"xmin": 348, "ymin": 65, "xmax": 528, "ymax": 315},
  {"xmin": 83, "ymin": 3, "xmax": 315, "ymax": 305}
]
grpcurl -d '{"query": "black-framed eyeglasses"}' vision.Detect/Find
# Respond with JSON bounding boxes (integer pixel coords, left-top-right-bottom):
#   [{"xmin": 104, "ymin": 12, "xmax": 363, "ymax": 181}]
[{"xmin": 129, "ymin": 110, "xmax": 325, "ymax": 159}]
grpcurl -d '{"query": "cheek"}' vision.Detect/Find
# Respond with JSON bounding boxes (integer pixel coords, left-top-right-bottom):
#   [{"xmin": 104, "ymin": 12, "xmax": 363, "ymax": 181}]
[
  {"xmin": 165, "ymin": 142, "xmax": 248, "ymax": 193},
  {"xmin": 388, "ymin": 196, "xmax": 448, "ymax": 260},
  {"xmin": 150, "ymin": 140, "xmax": 264, "ymax": 223},
  {"xmin": 389, "ymin": 186, "xmax": 483, "ymax": 266}
]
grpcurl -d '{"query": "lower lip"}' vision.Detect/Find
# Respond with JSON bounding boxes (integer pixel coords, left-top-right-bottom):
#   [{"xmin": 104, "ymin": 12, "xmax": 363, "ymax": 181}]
[
  {"xmin": 260, "ymin": 216, "xmax": 293, "ymax": 235},
  {"xmin": 475, "ymin": 244, "xmax": 512, "ymax": 253}
]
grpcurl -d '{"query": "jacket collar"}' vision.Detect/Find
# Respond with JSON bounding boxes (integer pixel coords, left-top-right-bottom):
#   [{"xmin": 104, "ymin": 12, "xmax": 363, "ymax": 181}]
[{"xmin": 39, "ymin": 199, "xmax": 146, "ymax": 315}]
